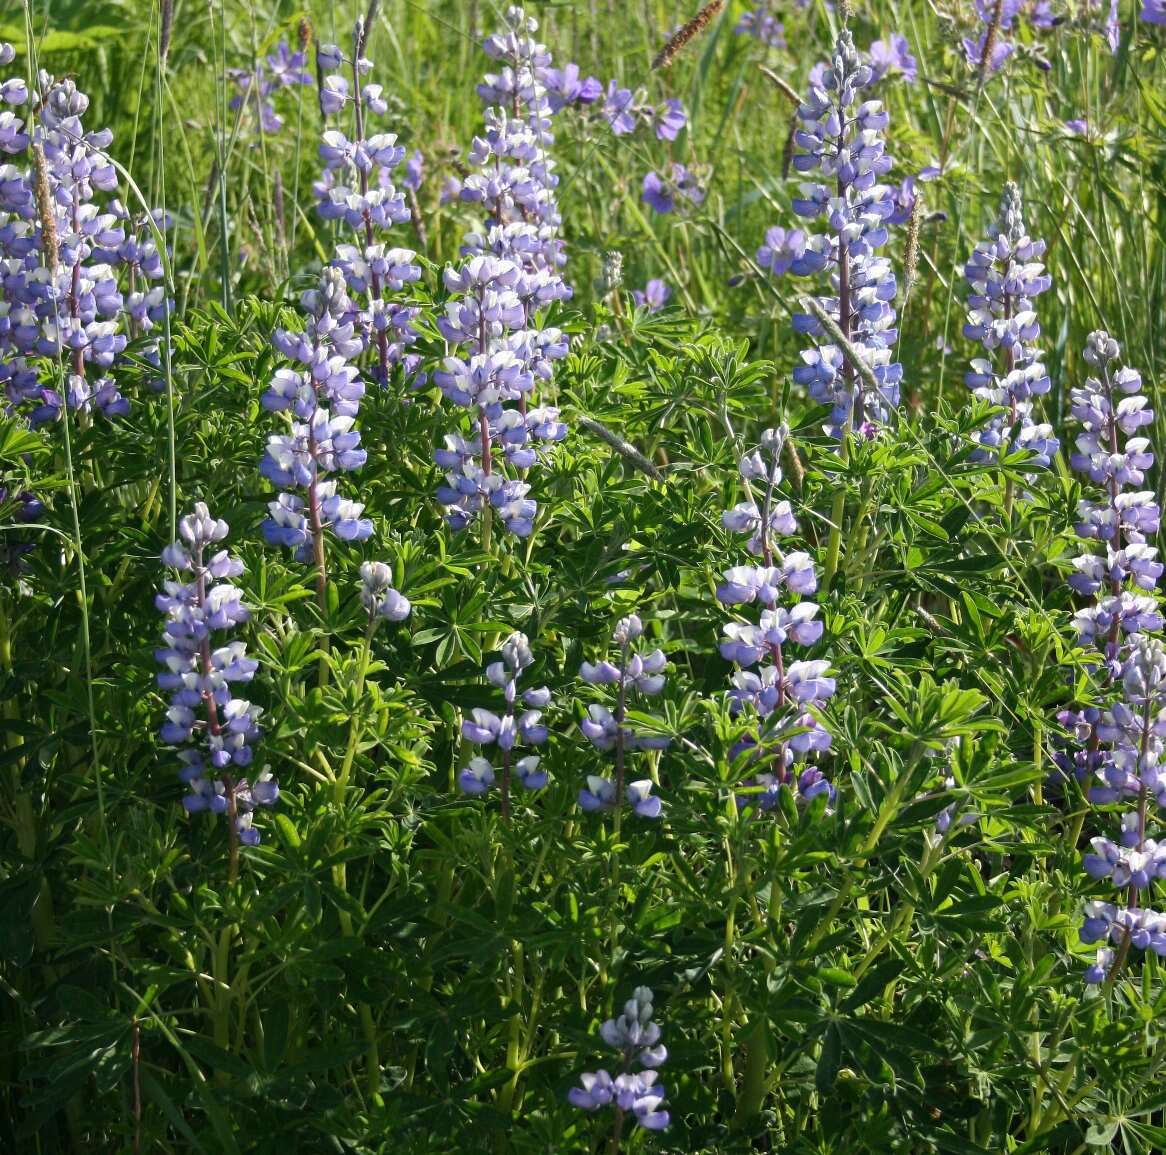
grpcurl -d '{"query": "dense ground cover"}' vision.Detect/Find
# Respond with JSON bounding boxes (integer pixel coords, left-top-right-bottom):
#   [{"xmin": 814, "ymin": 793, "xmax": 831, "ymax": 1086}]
[{"xmin": 2, "ymin": 0, "xmax": 1166, "ymax": 1151}]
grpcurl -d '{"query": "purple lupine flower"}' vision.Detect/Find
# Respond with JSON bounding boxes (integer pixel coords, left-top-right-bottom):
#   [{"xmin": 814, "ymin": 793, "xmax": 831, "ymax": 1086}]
[
  {"xmin": 735, "ymin": 4, "xmax": 786, "ymax": 48},
  {"xmin": 1106, "ymin": 0, "xmax": 1121, "ymax": 50},
  {"xmin": 1062, "ymin": 333, "xmax": 1166, "ymax": 982},
  {"xmin": 569, "ymin": 987, "xmax": 670, "ymax": 1132},
  {"xmin": 718, "ymin": 427, "xmax": 835, "ymax": 811},
  {"xmin": 962, "ymin": 183, "xmax": 1058, "ymax": 468},
  {"xmin": 869, "ymin": 34, "xmax": 918, "ymax": 82},
  {"xmin": 542, "ymin": 63, "xmax": 603, "ymax": 112},
  {"xmin": 962, "ymin": 33, "xmax": 1014, "ymax": 72},
  {"xmin": 641, "ymin": 163, "xmax": 704, "ymax": 214},
  {"xmin": 632, "ymin": 279, "xmax": 670, "ymax": 312},
  {"xmin": 359, "ymin": 560, "xmax": 411, "ymax": 622},
  {"xmin": 261, "ymin": 268, "xmax": 373, "ymax": 561},
  {"xmin": 765, "ymin": 31, "xmax": 901, "ymax": 439},
  {"xmin": 578, "ymin": 614, "xmax": 670, "ymax": 818},
  {"xmin": 0, "ymin": 55, "xmax": 170, "ymax": 424},
  {"xmin": 459, "ymin": 630, "xmax": 551, "ymax": 815},
  {"xmin": 603, "ymin": 80, "xmax": 636, "ymax": 135},
  {"xmin": 313, "ymin": 18, "xmax": 422, "ymax": 387},
  {"xmin": 157, "ymin": 504, "xmax": 272, "ymax": 847},
  {"xmin": 653, "ymin": 98, "xmax": 687, "ymax": 141},
  {"xmin": 228, "ymin": 41, "xmax": 311, "ymax": 135},
  {"xmin": 435, "ymin": 6, "xmax": 574, "ymax": 538},
  {"xmin": 1066, "ymin": 332, "xmax": 1159, "ymax": 669},
  {"xmin": 1143, "ymin": 0, "xmax": 1166, "ymax": 23},
  {"xmin": 755, "ymin": 226, "xmax": 806, "ymax": 277}
]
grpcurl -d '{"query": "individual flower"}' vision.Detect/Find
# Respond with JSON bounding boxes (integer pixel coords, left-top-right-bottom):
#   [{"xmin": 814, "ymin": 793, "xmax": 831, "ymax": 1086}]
[
  {"xmin": 359, "ymin": 560, "xmax": 411, "ymax": 622},
  {"xmin": 641, "ymin": 163, "xmax": 704, "ymax": 215},
  {"xmin": 632, "ymin": 279, "xmax": 671, "ymax": 312},
  {"xmin": 156, "ymin": 504, "xmax": 272, "ymax": 847}
]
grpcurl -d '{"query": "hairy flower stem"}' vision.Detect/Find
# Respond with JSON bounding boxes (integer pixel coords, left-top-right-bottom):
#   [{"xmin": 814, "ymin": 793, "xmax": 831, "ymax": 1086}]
[
  {"xmin": 332, "ymin": 623, "xmax": 380, "ymax": 1097},
  {"xmin": 348, "ymin": 38, "xmax": 390, "ymax": 385},
  {"xmin": 823, "ymin": 437, "xmax": 850, "ymax": 588}
]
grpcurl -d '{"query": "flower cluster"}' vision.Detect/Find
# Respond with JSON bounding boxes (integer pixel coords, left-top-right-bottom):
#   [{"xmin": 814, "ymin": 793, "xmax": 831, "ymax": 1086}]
[
  {"xmin": 641, "ymin": 163, "xmax": 705, "ymax": 215},
  {"xmin": 962, "ymin": 0, "xmax": 1057, "ymax": 73},
  {"xmin": 359, "ymin": 560, "xmax": 411, "ymax": 624},
  {"xmin": 760, "ymin": 31, "xmax": 901, "ymax": 439},
  {"xmin": 735, "ymin": 3, "xmax": 786, "ymax": 49},
  {"xmin": 434, "ymin": 7, "xmax": 575, "ymax": 538},
  {"xmin": 156, "ymin": 504, "xmax": 273, "ymax": 846},
  {"xmin": 314, "ymin": 19, "xmax": 423, "ymax": 386},
  {"xmin": 568, "ymin": 986, "xmax": 670, "ymax": 1132},
  {"xmin": 0, "ymin": 49, "xmax": 170, "ymax": 424},
  {"xmin": 228, "ymin": 41, "xmax": 311, "ymax": 135},
  {"xmin": 870, "ymin": 35, "xmax": 917, "ymax": 82},
  {"xmin": 459, "ymin": 630, "xmax": 551, "ymax": 813},
  {"xmin": 962, "ymin": 183, "xmax": 1058, "ymax": 468},
  {"xmin": 717, "ymin": 428, "xmax": 835, "ymax": 810},
  {"xmin": 578, "ymin": 614, "xmax": 668, "ymax": 818},
  {"xmin": 601, "ymin": 83, "xmax": 687, "ymax": 141},
  {"xmin": 1056, "ymin": 333, "xmax": 1166, "ymax": 983},
  {"xmin": 260, "ymin": 268, "xmax": 373, "ymax": 558},
  {"xmin": 1066, "ymin": 333, "xmax": 1159, "ymax": 666}
]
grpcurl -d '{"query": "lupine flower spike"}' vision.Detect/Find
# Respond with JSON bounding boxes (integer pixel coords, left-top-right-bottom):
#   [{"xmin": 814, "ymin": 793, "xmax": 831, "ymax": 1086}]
[
  {"xmin": 261, "ymin": 269, "xmax": 373, "ymax": 607},
  {"xmin": 459, "ymin": 631, "xmax": 551, "ymax": 817},
  {"xmin": 434, "ymin": 6, "xmax": 573, "ymax": 539},
  {"xmin": 156, "ymin": 505, "xmax": 272, "ymax": 850},
  {"xmin": 314, "ymin": 18, "xmax": 423, "ymax": 387},
  {"xmin": 717, "ymin": 427, "xmax": 835, "ymax": 810},
  {"xmin": 758, "ymin": 31, "xmax": 901, "ymax": 440},
  {"xmin": 963, "ymin": 183, "xmax": 1058, "ymax": 469},
  {"xmin": 569, "ymin": 986, "xmax": 670, "ymax": 1132},
  {"xmin": 0, "ymin": 48, "xmax": 172, "ymax": 424},
  {"xmin": 1053, "ymin": 333, "xmax": 1166, "ymax": 983},
  {"xmin": 578, "ymin": 614, "xmax": 669, "ymax": 819}
]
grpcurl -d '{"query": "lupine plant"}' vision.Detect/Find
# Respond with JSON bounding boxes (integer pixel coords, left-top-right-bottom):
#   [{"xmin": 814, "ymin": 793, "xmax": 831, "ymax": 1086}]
[
  {"xmin": 717, "ymin": 426, "xmax": 835, "ymax": 809},
  {"xmin": 7, "ymin": 4, "xmax": 1166, "ymax": 1154},
  {"xmin": 568, "ymin": 987, "xmax": 670, "ymax": 1138},
  {"xmin": 760, "ymin": 30, "xmax": 901, "ymax": 441},
  {"xmin": 458, "ymin": 630, "xmax": 550, "ymax": 814},
  {"xmin": 578, "ymin": 613, "xmax": 668, "ymax": 821},
  {"xmin": 156, "ymin": 503, "xmax": 271, "ymax": 857}
]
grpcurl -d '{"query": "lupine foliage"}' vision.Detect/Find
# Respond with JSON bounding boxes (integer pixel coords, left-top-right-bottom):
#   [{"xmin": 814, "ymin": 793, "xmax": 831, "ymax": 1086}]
[{"xmin": 2, "ymin": 1, "xmax": 1166, "ymax": 1153}]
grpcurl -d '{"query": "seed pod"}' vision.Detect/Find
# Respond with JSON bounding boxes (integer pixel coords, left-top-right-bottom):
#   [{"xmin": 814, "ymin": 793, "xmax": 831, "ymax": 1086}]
[
  {"xmin": 652, "ymin": 0, "xmax": 725, "ymax": 70},
  {"xmin": 297, "ymin": 16, "xmax": 313, "ymax": 53}
]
